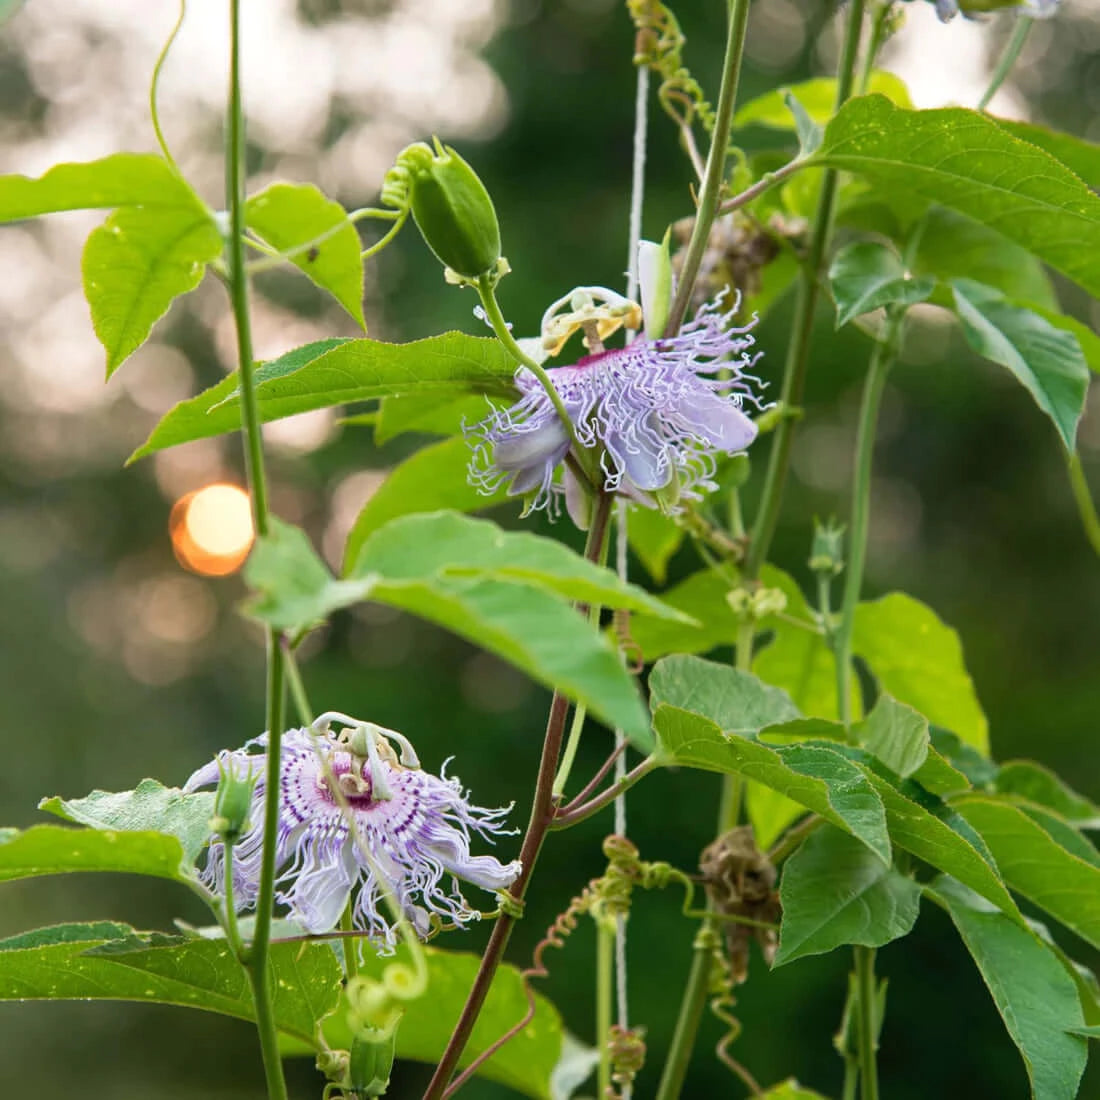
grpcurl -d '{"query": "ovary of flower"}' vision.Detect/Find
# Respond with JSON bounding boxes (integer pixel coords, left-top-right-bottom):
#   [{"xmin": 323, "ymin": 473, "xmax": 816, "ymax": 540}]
[
  {"xmin": 540, "ymin": 286, "xmax": 644, "ymax": 356},
  {"xmin": 185, "ymin": 719, "xmax": 522, "ymax": 952}
]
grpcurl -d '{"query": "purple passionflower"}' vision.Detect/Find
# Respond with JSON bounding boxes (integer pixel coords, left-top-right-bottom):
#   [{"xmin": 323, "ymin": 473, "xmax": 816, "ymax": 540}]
[
  {"xmin": 468, "ymin": 292, "xmax": 764, "ymax": 520},
  {"xmin": 186, "ymin": 717, "xmax": 521, "ymax": 952}
]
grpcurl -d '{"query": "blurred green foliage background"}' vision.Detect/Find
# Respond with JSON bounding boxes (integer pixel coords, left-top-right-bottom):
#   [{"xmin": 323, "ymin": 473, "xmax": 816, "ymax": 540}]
[{"xmin": 0, "ymin": 0, "xmax": 1098, "ymax": 1096}]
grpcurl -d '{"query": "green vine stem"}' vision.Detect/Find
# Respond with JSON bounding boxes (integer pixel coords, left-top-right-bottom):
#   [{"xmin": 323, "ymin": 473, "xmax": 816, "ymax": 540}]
[
  {"xmin": 597, "ymin": 921, "xmax": 615, "ymax": 1099},
  {"xmin": 855, "ymin": 946, "xmax": 881, "ymax": 1100},
  {"xmin": 1068, "ymin": 452, "xmax": 1100, "ymax": 559},
  {"xmin": 832, "ymin": 310, "xmax": 902, "ymax": 726},
  {"xmin": 745, "ymin": 0, "xmax": 868, "ymax": 580},
  {"xmin": 222, "ymin": 842, "xmax": 246, "ymax": 961},
  {"xmin": 151, "ymin": 0, "xmax": 186, "ymax": 179},
  {"xmin": 423, "ymin": 490, "xmax": 616, "ymax": 1100},
  {"xmin": 978, "ymin": 14, "xmax": 1033, "ymax": 112},
  {"xmin": 664, "ymin": 0, "xmax": 752, "ymax": 337},
  {"xmin": 224, "ymin": 2, "xmax": 288, "ymax": 1097}
]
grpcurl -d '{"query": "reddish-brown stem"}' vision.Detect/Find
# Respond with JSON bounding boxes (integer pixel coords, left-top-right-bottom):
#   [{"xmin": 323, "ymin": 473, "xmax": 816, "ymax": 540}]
[
  {"xmin": 423, "ymin": 491, "xmax": 615, "ymax": 1099},
  {"xmin": 558, "ymin": 741, "xmax": 629, "ymax": 816},
  {"xmin": 551, "ymin": 756, "xmax": 657, "ymax": 831}
]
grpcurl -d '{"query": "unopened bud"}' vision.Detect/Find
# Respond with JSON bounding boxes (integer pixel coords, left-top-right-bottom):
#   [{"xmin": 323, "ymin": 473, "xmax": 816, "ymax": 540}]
[
  {"xmin": 400, "ymin": 139, "xmax": 502, "ymax": 280},
  {"xmin": 809, "ymin": 518, "xmax": 846, "ymax": 578},
  {"xmin": 348, "ymin": 1026, "xmax": 398, "ymax": 1098},
  {"xmin": 210, "ymin": 755, "xmax": 258, "ymax": 844}
]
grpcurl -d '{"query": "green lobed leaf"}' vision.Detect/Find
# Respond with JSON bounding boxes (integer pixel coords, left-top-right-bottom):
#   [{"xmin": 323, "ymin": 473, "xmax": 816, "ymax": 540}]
[
  {"xmin": 83, "ymin": 205, "xmax": 223, "ymax": 376},
  {"xmin": 951, "ymin": 280, "xmax": 1089, "ymax": 452},
  {"xmin": 295, "ymin": 945, "xmax": 582, "ymax": 1100},
  {"xmin": 1026, "ymin": 304, "xmax": 1100, "ymax": 375},
  {"xmin": 246, "ymin": 182, "xmax": 366, "ymax": 327},
  {"xmin": 992, "ymin": 118, "xmax": 1100, "ymax": 190},
  {"xmin": 0, "ymin": 154, "xmax": 200, "ymax": 222},
  {"xmin": 852, "ymin": 592, "xmax": 988, "ymax": 754},
  {"xmin": 733, "ymin": 72, "xmax": 912, "ymax": 131},
  {"xmin": 1028, "ymin": 917, "xmax": 1100, "ymax": 1028},
  {"xmin": 828, "ymin": 241, "xmax": 935, "ymax": 327},
  {"xmin": 374, "ymin": 392, "xmax": 496, "ymax": 444},
  {"xmin": 629, "ymin": 568, "xmax": 740, "ymax": 661},
  {"xmin": 246, "ymin": 516, "xmax": 657, "ymax": 746},
  {"xmin": 929, "ymin": 727, "xmax": 998, "ymax": 787},
  {"xmin": 815, "ymin": 96, "xmax": 1100, "ymax": 299},
  {"xmin": 851, "ymin": 694, "xmax": 929, "ymax": 779},
  {"xmin": 38, "ymin": 779, "xmax": 214, "ymax": 865},
  {"xmin": 130, "ymin": 333, "xmax": 520, "ymax": 461},
  {"xmin": 342, "ymin": 437, "xmax": 511, "ymax": 573},
  {"xmin": 955, "ymin": 796, "xmax": 1100, "ymax": 951},
  {"xmin": 994, "ymin": 761, "xmax": 1100, "ymax": 830},
  {"xmin": 0, "ymin": 824, "xmax": 197, "ymax": 885},
  {"xmin": 349, "ymin": 511, "xmax": 689, "ymax": 622},
  {"xmin": 1017, "ymin": 806, "xmax": 1100, "ymax": 869},
  {"xmin": 647, "ymin": 685, "xmax": 890, "ymax": 864},
  {"xmin": 911, "ymin": 207, "xmax": 1056, "ymax": 310},
  {"xmin": 910, "ymin": 746, "xmax": 971, "ymax": 798},
  {"xmin": 0, "ymin": 924, "xmax": 340, "ymax": 1048},
  {"xmin": 860, "ymin": 774, "xmax": 1019, "ymax": 918},
  {"xmin": 648, "ymin": 655, "xmax": 800, "ymax": 735},
  {"xmin": 625, "ymin": 506, "xmax": 685, "ymax": 585},
  {"xmin": 755, "ymin": 1082, "xmax": 831, "ymax": 1100},
  {"xmin": 928, "ymin": 876, "xmax": 1088, "ymax": 1100},
  {"xmin": 775, "ymin": 825, "xmax": 921, "ymax": 965},
  {"xmin": 244, "ymin": 518, "xmax": 372, "ymax": 631},
  {"xmin": 783, "ymin": 90, "xmax": 823, "ymax": 157}
]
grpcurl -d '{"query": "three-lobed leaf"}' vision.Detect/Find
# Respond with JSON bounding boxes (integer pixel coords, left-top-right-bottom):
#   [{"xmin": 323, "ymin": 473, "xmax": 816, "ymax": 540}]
[
  {"xmin": 342, "ymin": 436, "xmax": 512, "ymax": 571},
  {"xmin": 816, "ymin": 96, "xmax": 1100, "ymax": 300},
  {"xmin": 733, "ymin": 72, "xmax": 912, "ymax": 132},
  {"xmin": 828, "ymin": 241, "xmax": 934, "ymax": 327},
  {"xmin": 39, "ymin": 779, "xmax": 214, "ymax": 865},
  {"xmin": 851, "ymin": 694, "xmax": 929, "ymax": 779},
  {"xmin": 955, "ymin": 795, "xmax": 1100, "ymax": 951},
  {"xmin": 928, "ymin": 876, "xmax": 1088, "ymax": 1100},
  {"xmin": 83, "ymin": 204, "xmax": 222, "ymax": 375},
  {"xmin": 852, "ymin": 592, "xmax": 988, "ymax": 754},
  {"xmin": 0, "ymin": 824, "xmax": 197, "ymax": 886},
  {"xmin": 0, "ymin": 923, "xmax": 339, "ymax": 1048},
  {"xmin": 246, "ymin": 514, "xmax": 670, "ymax": 745},
  {"xmin": 776, "ymin": 825, "xmax": 921, "ymax": 965},
  {"xmin": 246, "ymin": 182, "xmax": 366, "ymax": 327},
  {"xmin": 951, "ymin": 279, "xmax": 1089, "ymax": 452},
  {"xmin": 994, "ymin": 761, "xmax": 1100, "ymax": 830},
  {"xmin": 130, "ymin": 333, "xmax": 520, "ymax": 461},
  {"xmin": 0, "ymin": 154, "xmax": 199, "ymax": 222}
]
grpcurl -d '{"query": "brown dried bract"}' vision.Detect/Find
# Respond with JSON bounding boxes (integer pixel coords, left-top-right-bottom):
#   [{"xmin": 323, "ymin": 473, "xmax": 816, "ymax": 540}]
[{"xmin": 700, "ymin": 825, "xmax": 781, "ymax": 984}]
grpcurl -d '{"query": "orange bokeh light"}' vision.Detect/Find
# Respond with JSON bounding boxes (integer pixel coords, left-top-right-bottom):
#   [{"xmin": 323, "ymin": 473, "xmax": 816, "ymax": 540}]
[{"xmin": 170, "ymin": 484, "xmax": 255, "ymax": 576}]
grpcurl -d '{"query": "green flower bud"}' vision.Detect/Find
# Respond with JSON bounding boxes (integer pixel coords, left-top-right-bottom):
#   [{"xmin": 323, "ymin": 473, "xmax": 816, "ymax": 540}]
[
  {"xmin": 809, "ymin": 517, "xmax": 846, "ymax": 579},
  {"xmin": 348, "ymin": 1026, "xmax": 398, "ymax": 1098},
  {"xmin": 210, "ymin": 755, "xmax": 259, "ymax": 845},
  {"xmin": 400, "ymin": 139, "xmax": 502, "ymax": 279}
]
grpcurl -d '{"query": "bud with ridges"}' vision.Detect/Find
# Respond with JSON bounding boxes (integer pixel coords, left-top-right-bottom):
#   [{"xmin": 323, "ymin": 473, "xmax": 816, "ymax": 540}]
[
  {"xmin": 209, "ymin": 755, "xmax": 259, "ymax": 844},
  {"xmin": 809, "ymin": 517, "xmax": 846, "ymax": 578},
  {"xmin": 399, "ymin": 138, "xmax": 502, "ymax": 279},
  {"xmin": 348, "ymin": 1025, "xmax": 398, "ymax": 1098}
]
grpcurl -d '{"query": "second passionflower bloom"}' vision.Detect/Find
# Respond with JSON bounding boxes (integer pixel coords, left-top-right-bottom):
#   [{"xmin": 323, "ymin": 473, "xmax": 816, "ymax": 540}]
[
  {"xmin": 468, "ymin": 252, "xmax": 764, "ymax": 520},
  {"xmin": 186, "ymin": 716, "xmax": 521, "ymax": 952}
]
